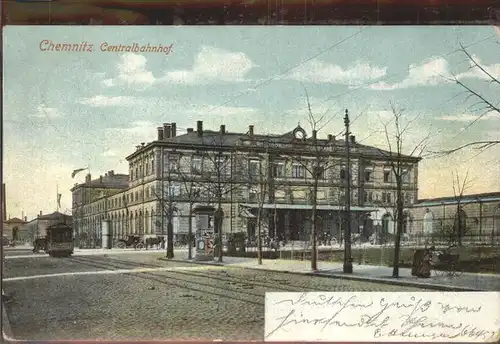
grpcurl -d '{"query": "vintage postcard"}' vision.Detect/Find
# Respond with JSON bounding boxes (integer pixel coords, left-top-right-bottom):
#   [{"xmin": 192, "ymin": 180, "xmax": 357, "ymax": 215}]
[{"xmin": 2, "ymin": 25, "xmax": 500, "ymax": 341}]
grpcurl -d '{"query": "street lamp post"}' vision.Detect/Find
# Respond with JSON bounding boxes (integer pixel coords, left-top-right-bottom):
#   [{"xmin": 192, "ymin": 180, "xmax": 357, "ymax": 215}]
[{"xmin": 343, "ymin": 109, "xmax": 353, "ymax": 274}]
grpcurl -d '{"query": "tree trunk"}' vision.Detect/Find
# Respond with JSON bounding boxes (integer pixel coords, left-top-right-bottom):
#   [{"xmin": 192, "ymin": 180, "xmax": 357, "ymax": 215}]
[
  {"xmin": 188, "ymin": 203, "xmax": 193, "ymax": 260},
  {"xmin": 392, "ymin": 182, "xmax": 404, "ymax": 278},
  {"xmin": 215, "ymin": 205, "xmax": 224, "ymax": 263},
  {"xmin": 257, "ymin": 204, "xmax": 263, "ymax": 265},
  {"xmin": 311, "ymin": 179, "xmax": 318, "ymax": 271},
  {"xmin": 166, "ymin": 209, "xmax": 174, "ymax": 259},
  {"xmin": 457, "ymin": 204, "xmax": 463, "ymax": 247}
]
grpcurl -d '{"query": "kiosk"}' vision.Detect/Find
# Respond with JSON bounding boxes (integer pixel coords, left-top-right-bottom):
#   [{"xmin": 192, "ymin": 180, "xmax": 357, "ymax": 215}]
[
  {"xmin": 101, "ymin": 220, "xmax": 112, "ymax": 249},
  {"xmin": 193, "ymin": 205, "xmax": 216, "ymax": 261}
]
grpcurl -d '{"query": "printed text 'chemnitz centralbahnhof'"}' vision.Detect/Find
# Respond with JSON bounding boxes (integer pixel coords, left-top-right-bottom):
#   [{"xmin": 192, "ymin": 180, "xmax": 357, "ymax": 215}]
[{"xmin": 39, "ymin": 40, "xmax": 174, "ymax": 54}]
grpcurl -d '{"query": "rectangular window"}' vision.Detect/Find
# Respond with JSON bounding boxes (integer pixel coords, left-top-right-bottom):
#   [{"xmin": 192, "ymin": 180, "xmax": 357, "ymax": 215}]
[
  {"xmin": 363, "ymin": 191, "xmax": 368, "ymax": 202},
  {"xmin": 312, "ymin": 165, "xmax": 325, "ymax": 180},
  {"xmin": 248, "ymin": 160, "xmax": 259, "ymax": 177},
  {"xmin": 368, "ymin": 192, "xmax": 373, "ymax": 202},
  {"xmin": 364, "ymin": 167, "xmax": 373, "ymax": 182},
  {"xmin": 292, "ymin": 165, "xmax": 305, "ymax": 178},
  {"xmin": 382, "ymin": 192, "xmax": 392, "ymax": 204},
  {"xmin": 216, "ymin": 156, "xmax": 228, "ymax": 174},
  {"xmin": 168, "ymin": 158, "xmax": 179, "ymax": 172},
  {"xmin": 340, "ymin": 166, "xmax": 346, "ymax": 180},
  {"xmin": 151, "ymin": 159, "xmax": 155, "ymax": 175},
  {"xmin": 273, "ymin": 163, "xmax": 285, "ymax": 177},
  {"xmin": 191, "ymin": 157, "xmax": 202, "ymax": 174},
  {"xmin": 248, "ymin": 188, "xmax": 258, "ymax": 202},
  {"xmin": 402, "ymin": 169, "xmax": 410, "ymax": 184},
  {"xmin": 383, "ymin": 168, "xmax": 391, "ymax": 183}
]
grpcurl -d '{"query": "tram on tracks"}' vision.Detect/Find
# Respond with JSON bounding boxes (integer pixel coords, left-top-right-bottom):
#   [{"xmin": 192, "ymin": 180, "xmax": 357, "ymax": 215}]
[{"xmin": 33, "ymin": 223, "xmax": 74, "ymax": 257}]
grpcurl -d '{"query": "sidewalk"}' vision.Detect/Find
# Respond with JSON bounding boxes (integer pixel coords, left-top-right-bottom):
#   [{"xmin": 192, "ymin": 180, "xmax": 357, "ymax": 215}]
[{"xmin": 161, "ymin": 251, "xmax": 500, "ymax": 292}]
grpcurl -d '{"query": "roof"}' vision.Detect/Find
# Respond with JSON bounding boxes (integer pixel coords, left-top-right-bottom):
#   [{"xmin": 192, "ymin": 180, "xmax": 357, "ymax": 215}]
[
  {"xmin": 38, "ymin": 211, "xmax": 72, "ymax": 220},
  {"xmin": 71, "ymin": 174, "xmax": 129, "ymax": 191},
  {"xmin": 126, "ymin": 125, "xmax": 421, "ymax": 162},
  {"xmin": 415, "ymin": 192, "xmax": 500, "ymax": 207},
  {"xmin": 4, "ymin": 217, "xmax": 26, "ymax": 224}
]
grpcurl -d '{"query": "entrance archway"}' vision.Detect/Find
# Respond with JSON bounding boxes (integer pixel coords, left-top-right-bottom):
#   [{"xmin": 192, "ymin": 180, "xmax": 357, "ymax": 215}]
[{"xmin": 12, "ymin": 227, "xmax": 19, "ymax": 241}]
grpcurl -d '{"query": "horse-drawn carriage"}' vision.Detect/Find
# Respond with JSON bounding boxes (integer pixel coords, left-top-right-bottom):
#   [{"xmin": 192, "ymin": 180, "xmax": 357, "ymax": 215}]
[{"xmin": 115, "ymin": 235, "xmax": 165, "ymax": 250}]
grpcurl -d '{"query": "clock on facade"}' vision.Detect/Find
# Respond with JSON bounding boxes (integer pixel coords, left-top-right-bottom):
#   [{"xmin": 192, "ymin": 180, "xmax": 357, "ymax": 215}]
[{"xmin": 293, "ymin": 127, "xmax": 306, "ymax": 139}]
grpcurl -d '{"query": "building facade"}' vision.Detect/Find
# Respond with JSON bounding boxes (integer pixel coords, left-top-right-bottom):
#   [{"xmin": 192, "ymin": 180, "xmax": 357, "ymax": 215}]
[
  {"xmin": 72, "ymin": 120, "xmax": 421, "ymax": 247},
  {"xmin": 3, "ymin": 217, "xmax": 29, "ymax": 243},
  {"xmin": 25, "ymin": 211, "xmax": 73, "ymax": 243},
  {"xmin": 408, "ymin": 192, "xmax": 500, "ymax": 245}
]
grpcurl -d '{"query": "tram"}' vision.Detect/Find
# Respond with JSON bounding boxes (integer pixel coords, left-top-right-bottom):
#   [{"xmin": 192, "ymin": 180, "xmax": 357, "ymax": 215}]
[{"xmin": 44, "ymin": 223, "xmax": 74, "ymax": 257}]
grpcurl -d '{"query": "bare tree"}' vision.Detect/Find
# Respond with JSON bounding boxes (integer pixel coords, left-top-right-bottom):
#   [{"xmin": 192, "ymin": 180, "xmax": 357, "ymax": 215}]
[
  {"xmin": 196, "ymin": 127, "xmax": 239, "ymax": 263},
  {"xmin": 451, "ymin": 169, "xmax": 473, "ymax": 247},
  {"xmin": 377, "ymin": 103, "xmax": 432, "ymax": 278},
  {"xmin": 234, "ymin": 137, "xmax": 276, "ymax": 265},
  {"xmin": 178, "ymin": 168, "xmax": 202, "ymax": 260},
  {"xmin": 435, "ymin": 44, "xmax": 500, "ymax": 155},
  {"xmin": 285, "ymin": 89, "xmax": 339, "ymax": 271},
  {"xmin": 152, "ymin": 152, "xmax": 180, "ymax": 259}
]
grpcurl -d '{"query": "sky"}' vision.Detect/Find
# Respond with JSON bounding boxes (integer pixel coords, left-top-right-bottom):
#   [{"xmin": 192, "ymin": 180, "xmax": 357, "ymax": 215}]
[{"xmin": 3, "ymin": 26, "xmax": 500, "ymax": 220}]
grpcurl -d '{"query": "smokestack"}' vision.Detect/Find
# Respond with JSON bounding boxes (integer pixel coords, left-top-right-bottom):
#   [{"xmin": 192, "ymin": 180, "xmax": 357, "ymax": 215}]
[
  {"xmin": 249, "ymin": 125, "xmax": 254, "ymax": 137},
  {"xmin": 197, "ymin": 121, "xmax": 203, "ymax": 137},
  {"xmin": 187, "ymin": 128, "xmax": 193, "ymax": 133},
  {"xmin": 350, "ymin": 135, "xmax": 356, "ymax": 144},
  {"xmin": 312, "ymin": 130, "xmax": 317, "ymax": 140},
  {"xmin": 171, "ymin": 123, "xmax": 177, "ymax": 138},
  {"xmin": 220, "ymin": 124, "xmax": 226, "ymax": 135},
  {"xmin": 157, "ymin": 127, "xmax": 164, "ymax": 140},
  {"xmin": 163, "ymin": 123, "xmax": 171, "ymax": 139}
]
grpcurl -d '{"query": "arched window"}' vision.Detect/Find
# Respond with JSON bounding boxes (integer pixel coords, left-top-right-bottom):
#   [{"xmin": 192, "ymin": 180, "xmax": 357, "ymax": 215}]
[{"xmin": 423, "ymin": 208, "xmax": 434, "ymax": 234}]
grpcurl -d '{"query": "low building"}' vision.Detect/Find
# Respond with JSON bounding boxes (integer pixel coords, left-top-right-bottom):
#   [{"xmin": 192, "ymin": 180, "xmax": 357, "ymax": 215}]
[
  {"xmin": 72, "ymin": 120, "xmax": 421, "ymax": 247},
  {"xmin": 409, "ymin": 192, "xmax": 500, "ymax": 244},
  {"xmin": 3, "ymin": 217, "xmax": 29, "ymax": 243},
  {"xmin": 26, "ymin": 211, "xmax": 73, "ymax": 242}
]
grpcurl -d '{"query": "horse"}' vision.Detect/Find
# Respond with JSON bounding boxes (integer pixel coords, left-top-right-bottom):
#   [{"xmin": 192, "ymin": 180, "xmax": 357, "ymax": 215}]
[{"xmin": 145, "ymin": 236, "xmax": 164, "ymax": 250}]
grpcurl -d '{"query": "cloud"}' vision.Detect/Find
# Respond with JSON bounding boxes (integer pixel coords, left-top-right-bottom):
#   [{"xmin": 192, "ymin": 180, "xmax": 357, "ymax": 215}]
[
  {"xmin": 286, "ymin": 60, "xmax": 387, "ymax": 86},
  {"xmin": 185, "ymin": 105, "xmax": 258, "ymax": 117},
  {"xmin": 161, "ymin": 46, "xmax": 255, "ymax": 85},
  {"xmin": 102, "ymin": 53, "xmax": 155, "ymax": 88},
  {"xmin": 77, "ymin": 95, "xmax": 139, "ymax": 107},
  {"xmin": 31, "ymin": 105, "xmax": 62, "ymax": 119},
  {"xmin": 438, "ymin": 111, "xmax": 500, "ymax": 122},
  {"xmin": 368, "ymin": 57, "xmax": 452, "ymax": 90},
  {"xmin": 455, "ymin": 54, "xmax": 500, "ymax": 80}
]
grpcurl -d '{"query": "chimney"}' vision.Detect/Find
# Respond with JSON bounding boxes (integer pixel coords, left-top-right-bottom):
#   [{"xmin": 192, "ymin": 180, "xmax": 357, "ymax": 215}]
[
  {"xmin": 350, "ymin": 135, "xmax": 356, "ymax": 144},
  {"xmin": 157, "ymin": 127, "xmax": 164, "ymax": 140},
  {"xmin": 220, "ymin": 124, "xmax": 226, "ymax": 135},
  {"xmin": 136, "ymin": 145, "xmax": 141, "ymax": 150},
  {"xmin": 105, "ymin": 172, "xmax": 108, "ymax": 177},
  {"xmin": 312, "ymin": 130, "xmax": 317, "ymax": 140},
  {"xmin": 163, "ymin": 123, "xmax": 171, "ymax": 139},
  {"xmin": 24, "ymin": 216, "xmax": 27, "ymax": 222},
  {"xmin": 171, "ymin": 123, "xmax": 177, "ymax": 138},
  {"xmin": 85, "ymin": 173, "xmax": 91, "ymax": 183},
  {"xmin": 187, "ymin": 128, "xmax": 193, "ymax": 133},
  {"xmin": 100, "ymin": 175, "xmax": 103, "ymax": 183},
  {"xmin": 327, "ymin": 134, "xmax": 333, "ymax": 141},
  {"xmin": 197, "ymin": 120, "xmax": 203, "ymax": 137},
  {"xmin": 39, "ymin": 210, "xmax": 42, "ymax": 216},
  {"xmin": 249, "ymin": 125, "xmax": 254, "ymax": 137},
  {"xmin": 141, "ymin": 142, "xmax": 145, "ymax": 147},
  {"xmin": 109, "ymin": 170, "xmax": 114, "ymax": 176}
]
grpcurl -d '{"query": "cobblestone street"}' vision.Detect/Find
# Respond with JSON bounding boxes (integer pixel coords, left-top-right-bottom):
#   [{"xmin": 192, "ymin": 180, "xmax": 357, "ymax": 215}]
[{"xmin": 4, "ymin": 250, "xmax": 428, "ymax": 340}]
